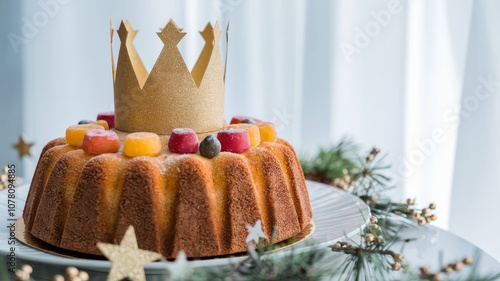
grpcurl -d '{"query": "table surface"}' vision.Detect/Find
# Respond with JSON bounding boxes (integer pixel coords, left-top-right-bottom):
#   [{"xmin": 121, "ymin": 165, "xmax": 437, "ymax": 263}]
[{"xmin": 1, "ymin": 182, "xmax": 499, "ymax": 281}]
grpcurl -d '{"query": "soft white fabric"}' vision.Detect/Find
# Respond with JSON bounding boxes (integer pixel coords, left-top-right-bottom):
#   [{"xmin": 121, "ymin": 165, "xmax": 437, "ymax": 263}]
[
  {"xmin": 0, "ymin": 0, "xmax": 499, "ymax": 260},
  {"xmin": 449, "ymin": 0, "xmax": 500, "ymax": 262}
]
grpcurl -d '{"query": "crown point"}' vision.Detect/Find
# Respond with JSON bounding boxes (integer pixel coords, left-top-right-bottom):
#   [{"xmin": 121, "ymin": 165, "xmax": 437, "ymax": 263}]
[
  {"xmin": 110, "ymin": 20, "xmax": 114, "ymax": 38},
  {"xmin": 117, "ymin": 21, "xmax": 128, "ymax": 43},
  {"xmin": 158, "ymin": 20, "xmax": 186, "ymax": 45},
  {"xmin": 124, "ymin": 20, "xmax": 139, "ymax": 42},
  {"xmin": 200, "ymin": 23, "xmax": 214, "ymax": 42},
  {"xmin": 213, "ymin": 22, "xmax": 222, "ymax": 42}
]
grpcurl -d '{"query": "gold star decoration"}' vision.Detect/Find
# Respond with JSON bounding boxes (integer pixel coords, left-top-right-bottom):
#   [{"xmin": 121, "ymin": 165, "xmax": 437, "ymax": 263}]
[
  {"xmin": 12, "ymin": 135, "xmax": 34, "ymax": 159},
  {"xmin": 97, "ymin": 226, "xmax": 163, "ymax": 281}
]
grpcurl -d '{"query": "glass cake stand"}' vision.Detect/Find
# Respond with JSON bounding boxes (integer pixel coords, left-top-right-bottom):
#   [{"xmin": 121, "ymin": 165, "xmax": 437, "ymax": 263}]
[{"xmin": 0, "ymin": 180, "xmax": 370, "ymax": 280}]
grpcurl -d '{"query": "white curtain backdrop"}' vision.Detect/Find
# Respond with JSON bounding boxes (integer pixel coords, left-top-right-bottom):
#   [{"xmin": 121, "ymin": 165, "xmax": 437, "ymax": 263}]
[
  {"xmin": 1, "ymin": 0, "xmax": 499, "ymax": 260},
  {"xmin": 449, "ymin": 0, "xmax": 500, "ymax": 262}
]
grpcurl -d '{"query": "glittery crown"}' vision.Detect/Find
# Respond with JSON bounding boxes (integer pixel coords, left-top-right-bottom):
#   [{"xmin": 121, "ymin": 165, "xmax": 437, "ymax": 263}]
[{"xmin": 111, "ymin": 20, "xmax": 227, "ymax": 134}]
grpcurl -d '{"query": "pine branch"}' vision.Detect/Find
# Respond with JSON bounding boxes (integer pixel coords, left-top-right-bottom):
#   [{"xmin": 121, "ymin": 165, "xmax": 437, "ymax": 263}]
[{"xmin": 300, "ymin": 140, "xmax": 438, "ymax": 227}]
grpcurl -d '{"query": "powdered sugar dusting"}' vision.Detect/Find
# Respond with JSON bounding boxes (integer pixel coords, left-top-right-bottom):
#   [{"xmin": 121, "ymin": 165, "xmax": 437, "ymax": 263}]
[
  {"xmin": 219, "ymin": 128, "xmax": 246, "ymax": 133},
  {"xmin": 172, "ymin": 128, "xmax": 196, "ymax": 135}
]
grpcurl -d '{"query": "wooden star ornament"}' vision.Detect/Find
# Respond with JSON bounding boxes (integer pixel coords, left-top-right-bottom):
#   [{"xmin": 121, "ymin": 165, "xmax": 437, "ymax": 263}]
[
  {"xmin": 12, "ymin": 135, "xmax": 34, "ymax": 158},
  {"xmin": 97, "ymin": 226, "xmax": 163, "ymax": 281}
]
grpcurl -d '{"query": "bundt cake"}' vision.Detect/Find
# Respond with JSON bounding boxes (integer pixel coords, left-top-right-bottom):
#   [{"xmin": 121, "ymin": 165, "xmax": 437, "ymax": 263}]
[{"xmin": 22, "ymin": 126, "xmax": 312, "ymax": 258}]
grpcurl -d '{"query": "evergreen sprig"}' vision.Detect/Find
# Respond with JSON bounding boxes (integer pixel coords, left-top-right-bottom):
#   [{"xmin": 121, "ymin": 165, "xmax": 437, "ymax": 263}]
[
  {"xmin": 301, "ymin": 138, "xmax": 436, "ymax": 228},
  {"xmin": 300, "ymin": 138, "xmax": 361, "ymax": 185},
  {"xmin": 190, "ymin": 247, "xmax": 330, "ymax": 281}
]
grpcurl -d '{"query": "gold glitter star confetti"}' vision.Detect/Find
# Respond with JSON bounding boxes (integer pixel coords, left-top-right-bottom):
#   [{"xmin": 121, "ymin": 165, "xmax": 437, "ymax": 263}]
[
  {"xmin": 12, "ymin": 135, "xmax": 34, "ymax": 159},
  {"xmin": 97, "ymin": 226, "xmax": 163, "ymax": 281}
]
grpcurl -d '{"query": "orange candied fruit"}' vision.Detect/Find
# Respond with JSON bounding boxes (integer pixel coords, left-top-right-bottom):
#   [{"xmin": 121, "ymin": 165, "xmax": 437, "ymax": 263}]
[
  {"xmin": 227, "ymin": 123, "xmax": 261, "ymax": 147},
  {"xmin": 66, "ymin": 124, "xmax": 106, "ymax": 147},
  {"xmin": 82, "ymin": 129, "xmax": 120, "ymax": 155},
  {"xmin": 91, "ymin": 120, "xmax": 110, "ymax": 130},
  {"xmin": 123, "ymin": 132, "xmax": 162, "ymax": 157},
  {"xmin": 256, "ymin": 122, "xmax": 277, "ymax": 142}
]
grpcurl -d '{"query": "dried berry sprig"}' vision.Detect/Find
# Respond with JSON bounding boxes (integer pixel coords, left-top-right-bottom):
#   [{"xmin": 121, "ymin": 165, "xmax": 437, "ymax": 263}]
[
  {"xmin": 329, "ymin": 241, "xmax": 405, "ymax": 273},
  {"xmin": 52, "ymin": 267, "xmax": 89, "ymax": 281},
  {"xmin": 418, "ymin": 256, "xmax": 473, "ymax": 281},
  {"xmin": 326, "ymin": 215, "xmax": 410, "ymax": 281},
  {"xmin": 365, "ymin": 196, "xmax": 438, "ymax": 227},
  {"xmin": 15, "ymin": 265, "xmax": 32, "ymax": 281}
]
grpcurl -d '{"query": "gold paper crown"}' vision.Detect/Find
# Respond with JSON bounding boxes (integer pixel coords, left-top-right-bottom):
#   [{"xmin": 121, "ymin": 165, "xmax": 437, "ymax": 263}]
[{"xmin": 111, "ymin": 20, "xmax": 227, "ymax": 134}]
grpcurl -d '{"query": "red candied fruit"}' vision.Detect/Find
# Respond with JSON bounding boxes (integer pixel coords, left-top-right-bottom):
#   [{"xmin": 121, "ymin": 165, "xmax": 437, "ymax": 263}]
[
  {"xmin": 82, "ymin": 129, "xmax": 120, "ymax": 155},
  {"xmin": 168, "ymin": 128, "xmax": 199, "ymax": 154},
  {"xmin": 230, "ymin": 115, "xmax": 262, "ymax": 125},
  {"xmin": 97, "ymin": 112, "xmax": 115, "ymax": 129},
  {"xmin": 217, "ymin": 128, "xmax": 250, "ymax": 153}
]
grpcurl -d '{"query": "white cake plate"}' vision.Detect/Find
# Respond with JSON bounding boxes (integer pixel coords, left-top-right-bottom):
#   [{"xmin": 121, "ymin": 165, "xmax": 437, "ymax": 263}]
[{"xmin": 0, "ymin": 180, "xmax": 370, "ymax": 280}]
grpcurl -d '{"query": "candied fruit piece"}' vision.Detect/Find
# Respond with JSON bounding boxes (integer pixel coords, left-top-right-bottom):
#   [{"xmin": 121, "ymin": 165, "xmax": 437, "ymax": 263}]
[
  {"xmin": 168, "ymin": 128, "xmax": 199, "ymax": 154},
  {"xmin": 228, "ymin": 124, "xmax": 261, "ymax": 147},
  {"xmin": 82, "ymin": 129, "xmax": 120, "ymax": 155},
  {"xmin": 230, "ymin": 115, "xmax": 262, "ymax": 125},
  {"xmin": 257, "ymin": 122, "xmax": 277, "ymax": 142},
  {"xmin": 241, "ymin": 118, "xmax": 256, "ymax": 124},
  {"xmin": 91, "ymin": 120, "xmax": 110, "ymax": 130},
  {"xmin": 78, "ymin": 120, "xmax": 93, "ymax": 125},
  {"xmin": 217, "ymin": 128, "xmax": 250, "ymax": 153},
  {"xmin": 123, "ymin": 132, "xmax": 161, "ymax": 157},
  {"xmin": 97, "ymin": 112, "xmax": 115, "ymax": 129},
  {"xmin": 199, "ymin": 135, "xmax": 221, "ymax": 159},
  {"xmin": 66, "ymin": 124, "xmax": 105, "ymax": 147}
]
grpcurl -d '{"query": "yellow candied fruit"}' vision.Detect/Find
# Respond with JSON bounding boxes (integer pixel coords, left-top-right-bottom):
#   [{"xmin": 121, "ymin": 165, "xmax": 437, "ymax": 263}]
[
  {"xmin": 123, "ymin": 132, "xmax": 162, "ymax": 157},
  {"xmin": 91, "ymin": 120, "xmax": 109, "ymax": 130},
  {"xmin": 66, "ymin": 124, "xmax": 105, "ymax": 147},
  {"xmin": 227, "ymin": 124, "xmax": 261, "ymax": 147},
  {"xmin": 257, "ymin": 122, "xmax": 277, "ymax": 142}
]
